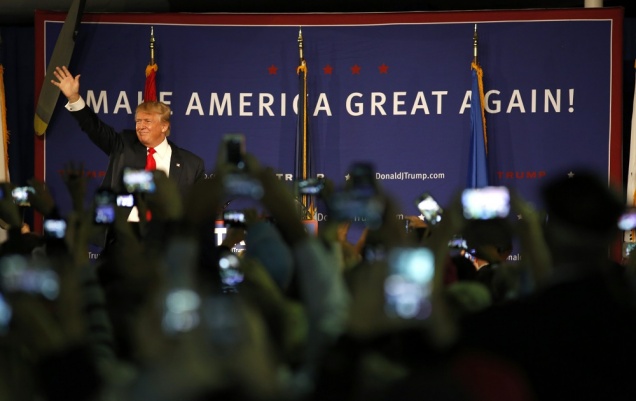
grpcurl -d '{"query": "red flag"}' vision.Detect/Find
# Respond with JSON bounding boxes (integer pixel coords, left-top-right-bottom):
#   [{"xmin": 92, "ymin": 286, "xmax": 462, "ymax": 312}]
[
  {"xmin": 144, "ymin": 27, "xmax": 157, "ymax": 102},
  {"xmin": 0, "ymin": 63, "xmax": 10, "ymax": 181},
  {"xmin": 144, "ymin": 64, "xmax": 157, "ymax": 102}
]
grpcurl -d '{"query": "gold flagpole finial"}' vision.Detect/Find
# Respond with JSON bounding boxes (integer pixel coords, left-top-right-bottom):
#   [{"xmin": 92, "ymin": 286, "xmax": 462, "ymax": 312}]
[
  {"xmin": 298, "ymin": 26, "xmax": 304, "ymax": 64},
  {"xmin": 149, "ymin": 26, "xmax": 156, "ymax": 66},
  {"xmin": 473, "ymin": 24, "xmax": 478, "ymax": 64}
]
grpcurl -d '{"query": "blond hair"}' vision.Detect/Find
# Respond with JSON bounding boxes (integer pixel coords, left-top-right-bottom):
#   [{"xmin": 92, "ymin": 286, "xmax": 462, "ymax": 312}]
[{"xmin": 136, "ymin": 101, "xmax": 171, "ymax": 136}]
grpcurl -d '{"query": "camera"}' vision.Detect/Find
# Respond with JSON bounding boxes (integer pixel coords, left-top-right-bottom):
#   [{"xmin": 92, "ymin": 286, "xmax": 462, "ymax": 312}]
[
  {"xmin": 43, "ymin": 219, "xmax": 67, "ymax": 239},
  {"xmin": 297, "ymin": 177, "xmax": 325, "ymax": 195},
  {"xmin": 461, "ymin": 186, "xmax": 510, "ymax": 219},
  {"xmin": 223, "ymin": 210, "xmax": 246, "ymax": 228},
  {"xmin": 0, "ymin": 255, "xmax": 59, "ymax": 301},
  {"xmin": 122, "ymin": 168, "xmax": 156, "ymax": 193},
  {"xmin": 93, "ymin": 188, "xmax": 116, "ymax": 225},
  {"xmin": 384, "ymin": 247, "xmax": 435, "ymax": 320},
  {"xmin": 415, "ymin": 192, "xmax": 443, "ymax": 225},
  {"xmin": 11, "ymin": 186, "xmax": 35, "ymax": 206}
]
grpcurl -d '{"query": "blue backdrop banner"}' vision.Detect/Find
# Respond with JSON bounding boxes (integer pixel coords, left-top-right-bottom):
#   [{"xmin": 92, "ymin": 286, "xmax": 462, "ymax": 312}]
[{"xmin": 35, "ymin": 9, "xmax": 623, "ymax": 240}]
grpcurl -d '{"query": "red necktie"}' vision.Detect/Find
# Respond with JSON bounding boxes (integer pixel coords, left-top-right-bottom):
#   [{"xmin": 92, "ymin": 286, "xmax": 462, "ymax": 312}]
[{"xmin": 145, "ymin": 147, "xmax": 156, "ymax": 171}]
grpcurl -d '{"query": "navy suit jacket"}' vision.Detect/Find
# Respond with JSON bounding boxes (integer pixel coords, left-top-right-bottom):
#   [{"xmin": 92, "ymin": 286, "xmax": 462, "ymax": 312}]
[{"xmin": 70, "ymin": 106, "xmax": 205, "ymax": 199}]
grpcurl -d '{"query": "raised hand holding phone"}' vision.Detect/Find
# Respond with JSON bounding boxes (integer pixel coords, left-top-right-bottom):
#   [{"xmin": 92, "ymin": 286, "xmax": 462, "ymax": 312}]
[
  {"xmin": 461, "ymin": 186, "xmax": 510, "ymax": 220},
  {"xmin": 93, "ymin": 188, "xmax": 116, "ymax": 225},
  {"xmin": 415, "ymin": 192, "xmax": 443, "ymax": 225}
]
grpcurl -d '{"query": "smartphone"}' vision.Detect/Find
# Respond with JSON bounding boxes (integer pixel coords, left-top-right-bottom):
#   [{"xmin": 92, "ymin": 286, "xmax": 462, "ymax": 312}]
[
  {"xmin": 223, "ymin": 133, "xmax": 246, "ymax": 171},
  {"xmin": 347, "ymin": 162, "xmax": 377, "ymax": 194},
  {"xmin": 122, "ymin": 168, "xmax": 156, "ymax": 193},
  {"xmin": 618, "ymin": 208, "xmax": 636, "ymax": 231},
  {"xmin": 93, "ymin": 188, "xmax": 116, "ymax": 225},
  {"xmin": 218, "ymin": 249, "xmax": 244, "ymax": 294},
  {"xmin": 11, "ymin": 186, "xmax": 35, "ymax": 207},
  {"xmin": 448, "ymin": 236, "xmax": 468, "ymax": 250},
  {"xmin": 384, "ymin": 247, "xmax": 435, "ymax": 320},
  {"xmin": 461, "ymin": 186, "xmax": 510, "ymax": 220},
  {"xmin": 43, "ymin": 219, "xmax": 67, "ymax": 239},
  {"xmin": 363, "ymin": 243, "xmax": 387, "ymax": 262},
  {"xmin": 297, "ymin": 177, "xmax": 325, "ymax": 195},
  {"xmin": 202, "ymin": 294, "xmax": 246, "ymax": 346},
  {"xmin": 222, "ymin": 173, "xmax": 264, "ymax": 199},
  {"xmin": 0, "ymin": 292, "xmax": 12, "ymax": 335},
  {"xmin": 0, "ymin": 255, "xmax": 60, "ymax": 301},
  {"xmin": 162, "ymin": 237, "xmax": 201, "ymax": 335},
  {"xmin": 328, "ymin": 162, "xmax": 384, "ymax": 226},
  {"xmin": 328, "ymin": 189, "xmax": 385, "ymax": 228},
  {"xmin": 223, "ymin": 210, "xmax": 246, "ymax": 228},
  {"xmin": 116, "ymin": 193, "xmax": 135, "ymax": 208},
  {"xmin": 415, "ymin": 192, "xmax": 443, "ymax": 225},
  {"xmin": 447, "ymin": 236, "xmax": 474, "ymax": 260}
]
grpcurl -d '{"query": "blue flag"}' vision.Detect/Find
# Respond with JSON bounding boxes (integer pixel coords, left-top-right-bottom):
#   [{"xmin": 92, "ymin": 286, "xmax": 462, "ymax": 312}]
[{"xmin": 468, "ymin": 61, "xmax": 488, "ymax": 188}]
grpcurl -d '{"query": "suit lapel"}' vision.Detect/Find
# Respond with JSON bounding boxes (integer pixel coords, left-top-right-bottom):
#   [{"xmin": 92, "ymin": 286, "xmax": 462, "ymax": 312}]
[
  {"xmin": 169, "ymin": 143, "xmax": 183, "ymax": 184},
  {"xmin": 132, "ymin": 141, "xmax": 148, "ymax": 169}
]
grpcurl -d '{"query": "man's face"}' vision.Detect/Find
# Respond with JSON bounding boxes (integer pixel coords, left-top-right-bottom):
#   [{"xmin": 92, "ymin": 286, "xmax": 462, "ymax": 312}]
[{"xmin": 135, "ymin": 111, "xmax": 168, "ymax": 148}]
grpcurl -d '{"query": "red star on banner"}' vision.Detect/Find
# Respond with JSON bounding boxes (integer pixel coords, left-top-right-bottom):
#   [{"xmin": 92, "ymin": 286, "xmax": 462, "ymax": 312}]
[
  {"xmin": 378, "ymin": 63, "xmax": 389, "ymax": 73},
  {"xmin": 323, "ymin": 64, "xmax": 333, "ymax": 75},
  {"xmin": 351, "ymin": 64, "xmax": 361, "ymax": 74},
  {"xmin": 268, "ymin": 64, "xmax": 278, "ymax": 75}
]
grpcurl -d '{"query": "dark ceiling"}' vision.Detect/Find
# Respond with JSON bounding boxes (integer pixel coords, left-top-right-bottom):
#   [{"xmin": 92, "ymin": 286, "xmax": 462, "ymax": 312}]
[
  {"xmin": 1, "ymin": 0, "xmax": 635, "ymax": 25},
  {"xmin": 169, "ymin": 0, "xmax": 634, "ymax": 15}
]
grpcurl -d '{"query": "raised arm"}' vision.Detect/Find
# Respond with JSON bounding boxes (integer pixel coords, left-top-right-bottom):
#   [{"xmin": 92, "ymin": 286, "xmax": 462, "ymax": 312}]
[
  {"xmin": 51, "ymin": 66, "xmax": 81, "ymax": 103},
  {"xmin": 51, "ymin": 66, "xmax": 123, "ymax": 157}
]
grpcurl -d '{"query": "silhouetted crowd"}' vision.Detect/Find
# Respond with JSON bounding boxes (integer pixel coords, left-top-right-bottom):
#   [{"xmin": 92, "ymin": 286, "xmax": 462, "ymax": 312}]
[{"xmin": 1, "ymin": 154, "xmax": 636, "ymax": 401}]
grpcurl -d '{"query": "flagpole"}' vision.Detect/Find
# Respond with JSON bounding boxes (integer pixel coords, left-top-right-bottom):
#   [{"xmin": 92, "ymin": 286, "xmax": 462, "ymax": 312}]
[
  {"xmin": 144, "ymin": 26, "xmax": 158, "ymax": 102},
  {"xmin": 624, "ymin": 60, "xmax": 636, "ymax": 243},
  {"xmin": 297, "ymin": 26, "xmax": 307, "ymax": 185},
  {"xmin": 149, "ymin": 26, "xmax": 155, "ymax": 66},
  {"xmin": 468, "ymin": 24, "xmax": 489, "ymax": 188},
  {"xmin": 295, "ymin": 27, "xmax": 313, "ymax": 219},
  {"xmin": 473, "ymin": 23, "xmax": 478, "ymax": 63},
  {"xmin": 0, "ymin": 33, "xmax": 10, "ymax": 182},
  {"xmin": 472, "ymin": 24, "xmax": 486, "ymax": 153}
]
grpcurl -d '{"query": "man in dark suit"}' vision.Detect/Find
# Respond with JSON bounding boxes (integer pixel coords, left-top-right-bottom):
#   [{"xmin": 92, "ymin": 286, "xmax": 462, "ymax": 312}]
[{"xmin": 50, "ymin": 66, "xmax": 205, "ymax": 204}]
